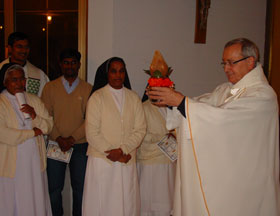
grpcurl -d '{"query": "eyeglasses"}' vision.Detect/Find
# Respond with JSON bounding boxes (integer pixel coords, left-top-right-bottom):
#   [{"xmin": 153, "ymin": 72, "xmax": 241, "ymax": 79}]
[{"xmin": 221, "ymin": 56, "xmax": 250, "ymax": 68}]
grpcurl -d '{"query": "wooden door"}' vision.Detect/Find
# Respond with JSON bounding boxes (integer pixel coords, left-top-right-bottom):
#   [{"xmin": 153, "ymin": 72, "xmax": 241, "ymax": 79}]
[{"xmin": 265, "ymin": 0, "xmax": 280, "ymax": 110}]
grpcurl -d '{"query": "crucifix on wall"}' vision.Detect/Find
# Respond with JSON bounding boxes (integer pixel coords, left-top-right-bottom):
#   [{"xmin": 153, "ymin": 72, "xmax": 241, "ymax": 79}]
[{"xmin": 194, "ymin": 0, "xmax": 211, "ymax": 44}]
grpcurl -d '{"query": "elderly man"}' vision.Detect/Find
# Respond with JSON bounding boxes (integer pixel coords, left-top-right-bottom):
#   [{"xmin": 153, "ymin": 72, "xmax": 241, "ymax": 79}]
[
  {"xmin": 0, "ymin": 63, "xmax": 53, "ymax": 215},
  {"xmin": 148, "ymin": 38, "xmax": 280, "ymax": 216},
  {"xmin": 41, "ymin": 48, "xmax": 92, "ymax": 216},
  {"xmin": 0, "ymin": 32, "xmax": 49, "ymax": 96}
]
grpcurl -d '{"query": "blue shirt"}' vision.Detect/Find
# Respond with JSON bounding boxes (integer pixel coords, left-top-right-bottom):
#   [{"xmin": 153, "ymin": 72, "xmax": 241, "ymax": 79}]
[{"xmin": 61, "ymin": 76, "xmax": 80, "ymax": 94}]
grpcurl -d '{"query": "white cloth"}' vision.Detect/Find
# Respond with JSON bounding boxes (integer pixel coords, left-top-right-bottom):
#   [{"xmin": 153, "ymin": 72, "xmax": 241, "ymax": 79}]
[
  {"xmin": 0, "ymin": 91, "xmax": 52, "ymax": 216},
  {"xmin": 109, "ymin": 85, "xmax": 125, "ymax": 114},
  {"xmin": 167, "ymin": 64, "xmax": 280, "ymax": 216},
  {"xmin": 82, "ymin": 157, "xmax": 140, "ymax": 216},
  {"xmin": 137, "ymin": 163, "xmax": 176, "ymax": 216}
]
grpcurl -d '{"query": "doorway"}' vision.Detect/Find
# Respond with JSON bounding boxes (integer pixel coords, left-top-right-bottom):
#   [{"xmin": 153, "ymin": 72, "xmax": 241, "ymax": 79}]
[{"xmin": 1, "ymin": 0, "xmax": 87, "ymax": 81}]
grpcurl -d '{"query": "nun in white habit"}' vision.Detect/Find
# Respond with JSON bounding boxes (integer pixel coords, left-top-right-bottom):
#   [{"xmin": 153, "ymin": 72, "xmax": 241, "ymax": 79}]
[
  {"xmin": 83, "ymin": 57, "xmax": 146, "ymax": 216},
  {"xmin": 0, "ymin": 63, "xmax": 53, "ymax": 216},
  {"xmin": 137, "ymin": 92, "xmax": 176, "ymax": 216}
]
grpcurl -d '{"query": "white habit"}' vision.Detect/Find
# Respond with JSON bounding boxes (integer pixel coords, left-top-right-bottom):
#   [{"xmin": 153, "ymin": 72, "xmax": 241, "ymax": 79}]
[
  {"xmin": 137, "ymin": 100, "xmax": 176, "ymax": 216},
  {"xmin": 0, "ymin": 90, "xmax": 52, "ymax": 216},
  {"xmin": 83, "ymin": 85, "xmax": 146, "ymax": 216}
]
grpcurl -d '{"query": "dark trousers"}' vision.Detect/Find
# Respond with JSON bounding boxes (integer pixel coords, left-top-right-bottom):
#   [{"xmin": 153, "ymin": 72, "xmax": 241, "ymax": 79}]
[{"xmin": 47, "ymin": 142, "xmax": 88, "ymax": 216}]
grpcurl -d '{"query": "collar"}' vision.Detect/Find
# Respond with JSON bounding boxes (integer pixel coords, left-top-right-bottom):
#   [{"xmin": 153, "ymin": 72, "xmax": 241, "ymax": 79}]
[
  {"xmin": 107, "ymin": 84, "xmax": 124, "ymax": 92},
  {"xmin": 62, "ymin": 76, "xmax": 79, "ymax": 86},
  {"xmin": 2, "ymin": 89, "xmax": 17, "ymax": 99},
  {"xmin": 232, "ymin": 63, "xmax": 267, "ymax": 90},
  {"xmin": 228, "ymin": 63, "xmax": 267, "ymax": 96}
]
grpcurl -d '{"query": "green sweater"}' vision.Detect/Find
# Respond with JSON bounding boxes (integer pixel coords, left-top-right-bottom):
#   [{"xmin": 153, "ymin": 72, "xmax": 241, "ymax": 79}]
[{"xmin": 41, "ymin": 76, "xmax": 92, "ymax": 144}]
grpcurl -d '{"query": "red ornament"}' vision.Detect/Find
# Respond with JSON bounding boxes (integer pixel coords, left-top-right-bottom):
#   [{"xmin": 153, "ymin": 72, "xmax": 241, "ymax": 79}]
[{"xmin": 148, "ymin": 77, "xmax": 174, "ymax": 87}]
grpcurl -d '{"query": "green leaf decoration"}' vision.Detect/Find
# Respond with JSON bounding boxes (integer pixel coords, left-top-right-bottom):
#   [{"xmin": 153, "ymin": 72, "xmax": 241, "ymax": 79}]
[
  {"xmin": 152, "ymin": 70, "xmax": 163, "ymax": 78},
  {"xmin": 144, "ymin": 67, "xmax": 173, "ymax": 78}
]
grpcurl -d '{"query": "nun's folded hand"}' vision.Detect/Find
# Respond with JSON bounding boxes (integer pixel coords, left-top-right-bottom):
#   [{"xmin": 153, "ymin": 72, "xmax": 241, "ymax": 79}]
[
  {"xmin": 118, "ymin": 154, "xmax": 131, "ymax": 163},
  {"xmin": 105, "ymin": 148, "xmax": 123, "ymax": 162}
]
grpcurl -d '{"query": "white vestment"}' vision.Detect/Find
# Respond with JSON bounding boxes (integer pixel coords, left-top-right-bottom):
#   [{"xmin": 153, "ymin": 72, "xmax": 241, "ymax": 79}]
[{"xmin": 167, "ymin": 64, "xmax": 280, "ymax": 216}]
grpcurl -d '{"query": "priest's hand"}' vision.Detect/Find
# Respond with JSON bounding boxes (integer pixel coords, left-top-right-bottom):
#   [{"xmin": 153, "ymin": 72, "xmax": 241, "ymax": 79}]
[{"xmin": 147, "ymin": 87, "xmax": 184, "ymax": 107}]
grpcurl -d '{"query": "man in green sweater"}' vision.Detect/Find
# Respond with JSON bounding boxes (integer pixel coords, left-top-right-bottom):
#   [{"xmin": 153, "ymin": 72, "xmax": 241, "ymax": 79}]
[{"xmin": 41, "ymin": 49, "xmax": 92, "ymax": 216}]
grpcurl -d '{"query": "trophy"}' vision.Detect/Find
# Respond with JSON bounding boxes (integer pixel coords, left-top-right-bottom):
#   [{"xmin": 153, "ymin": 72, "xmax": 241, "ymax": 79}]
[{"xmin": 144, "ymin": 50, "xmax": 174, "ymax": 102}]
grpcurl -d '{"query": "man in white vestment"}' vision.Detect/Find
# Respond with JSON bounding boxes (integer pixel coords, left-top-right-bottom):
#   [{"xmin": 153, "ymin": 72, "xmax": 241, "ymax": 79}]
[
  {"xmin": 147, "ymin": 38, "xmax": 280, "ymax": 216},
  {"xmin": 0, "ymin": 63, "xmax": 53, "ymax": 215},
  {"xmin": 0, "ymin": 32, "xmax": 49, "ymax": 96},
  {"xmin": 83, "ymin": 57, "xmax": 146, "ymax": 216}
]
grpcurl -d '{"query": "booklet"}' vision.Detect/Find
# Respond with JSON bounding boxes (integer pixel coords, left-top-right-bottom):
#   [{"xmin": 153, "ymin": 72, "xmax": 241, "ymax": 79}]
[
  {"xmin": 157, "ymin": 134, "xmax": 177, "ymax": 162},
  {"xmin": 47, "ymin": 140, "xmax": 73, "ymax": 163}
]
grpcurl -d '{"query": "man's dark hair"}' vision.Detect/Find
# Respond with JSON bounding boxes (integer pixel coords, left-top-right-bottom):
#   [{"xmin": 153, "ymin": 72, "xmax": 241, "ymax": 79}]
[
  {"xmin": 59, "ymin": 48, "xmax": 81, "ymax": 62},
  {"xmin": 8, "ymin": 32, "xmax": 29, "ymax": 46}
]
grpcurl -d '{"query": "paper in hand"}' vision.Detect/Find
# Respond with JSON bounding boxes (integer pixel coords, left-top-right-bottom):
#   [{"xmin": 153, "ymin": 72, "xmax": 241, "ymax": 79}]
[{"xmin": 47, "ymin": 140, "xmax": 73, "ymax": 163}]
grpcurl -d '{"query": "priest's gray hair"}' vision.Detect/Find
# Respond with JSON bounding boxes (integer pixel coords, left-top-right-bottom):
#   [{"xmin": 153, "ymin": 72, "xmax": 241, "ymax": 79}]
[
  {"xmin": 3, "ymin": 64, "xmax": 25, "ymax": 84},
  {"xmin": 225, "ymin": 38, "xmax": 259, "ymax": 66}
]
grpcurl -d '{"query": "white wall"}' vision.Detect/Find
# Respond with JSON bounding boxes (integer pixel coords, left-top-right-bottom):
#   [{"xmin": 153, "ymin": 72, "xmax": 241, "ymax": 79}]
[{"xmin": 88, "ymin": 0, "xmax": 267, "ymax": 97}]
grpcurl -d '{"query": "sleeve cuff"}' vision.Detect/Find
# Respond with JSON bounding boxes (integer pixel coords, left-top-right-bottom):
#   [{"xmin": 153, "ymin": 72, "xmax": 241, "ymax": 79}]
[{"xmin": 177, "ymin": 97, "xmax": 186, "ymax": 118}]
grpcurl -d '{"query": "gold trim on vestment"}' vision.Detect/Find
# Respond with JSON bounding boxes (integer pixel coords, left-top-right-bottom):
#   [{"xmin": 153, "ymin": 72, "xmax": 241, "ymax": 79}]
[{"xmin": 186, "ymin": 97, "xmax": 211, "ymax": 216}]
